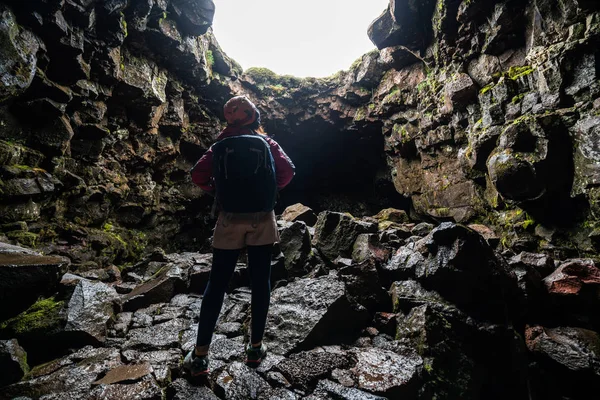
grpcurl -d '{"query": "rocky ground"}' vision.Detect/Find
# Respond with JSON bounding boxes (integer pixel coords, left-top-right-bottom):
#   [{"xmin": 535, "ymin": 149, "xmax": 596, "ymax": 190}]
[{"xmin": 1, "ymin": 204, "xmax": 599, "ymax": 399}]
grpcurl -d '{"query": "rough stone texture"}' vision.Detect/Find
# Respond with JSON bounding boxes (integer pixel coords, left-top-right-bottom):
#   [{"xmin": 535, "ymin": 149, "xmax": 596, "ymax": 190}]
[
  {"xmin": 526, "ymin": 325, "xmax": 600, "ymax": 374},
  {"xmin": 308, "ymin": 379, "xmax": 388, "ymax": 400},
  {"xmin": 169, "ymin": 0, "xmax": 215, "ymax": 36},
  {"xmin": 312, "ymin": 211, "xmax": 378, "ymax": 260},
  {"xmin": 392, "ymin": 223, "xmax": 519, "ymax": 320},
  {"xmin": 1, "ymin": 0, "xmax": 600, "ymax": 399},
  {"xmin": 274, "ymin": 347, "xmax": 355, "ymax": 390},
  {"xmin": 350, "ymin": 347, "xmax": 422, "ymax": 398},
  {"xmin": 525, "ymin": 325, "xmax": 600, "ymax": 397},
  {"xmin": 368, "ymin": 0, "xmax": 438, "ymax": 50},
  {"xmin": 88, "ymin": 375, "xmax": 163, "ymax": 400},
  {"xmin": 0, "ymin": 245, "xmax": 70, "ymax": 319},
  {"xmin": 64, "ymin": 279, "xmax": 118, "ymax": 345},
  {"xmin": 278, "ymin": 220, "xmax": 312, "ymax": 278},
  {"xmin": 123, "ymin": 262, "xmax": 189, "ymax": 311},
  {"xmin": 542, "ymin": 259, "xmax": 600, "ymax": 328},
  {"xmin": 0, "ymin": 346, "xmax": 122, "ymax": 399},
  {"xmin": 167, "ymin": 378, "xmax": 220, "ymax": 399},
  {"xmin": 281, "ymin": 203, "xmax": 318, "ymax": 227},
  {"xmin": 264, "ymin": 274, "xmax": 366, "ymax": 356},
  {"xmin": 0, "ymin": 5, "xmax": 39, "ymax": 101}
]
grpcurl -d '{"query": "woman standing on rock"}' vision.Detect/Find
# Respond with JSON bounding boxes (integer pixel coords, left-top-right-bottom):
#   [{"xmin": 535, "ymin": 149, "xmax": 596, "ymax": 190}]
[{"xmin": 185, "ymin": 96, "xmax": 295, "ymax": 376}]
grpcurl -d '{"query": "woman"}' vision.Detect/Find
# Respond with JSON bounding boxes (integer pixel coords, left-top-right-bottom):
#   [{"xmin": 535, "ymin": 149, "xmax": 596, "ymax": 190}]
[{"xmin": 184, "ymin": 96, "xmax": 295, "ymax": 376}]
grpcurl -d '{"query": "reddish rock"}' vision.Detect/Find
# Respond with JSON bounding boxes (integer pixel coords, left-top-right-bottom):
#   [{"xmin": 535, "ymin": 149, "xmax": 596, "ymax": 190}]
[{"xmin": 543, "ymin": 259, "xmax": 600, "ymax": 297}]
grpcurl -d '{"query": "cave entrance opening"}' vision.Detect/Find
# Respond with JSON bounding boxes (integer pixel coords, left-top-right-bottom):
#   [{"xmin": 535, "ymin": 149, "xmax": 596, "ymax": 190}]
[
  {"xmin": 211, "ymin": 0, "xmax": 389, "ymax": 78},
  {"xmin": 266, "ymin": 119, "xmax": 411, "ymax": 217}
]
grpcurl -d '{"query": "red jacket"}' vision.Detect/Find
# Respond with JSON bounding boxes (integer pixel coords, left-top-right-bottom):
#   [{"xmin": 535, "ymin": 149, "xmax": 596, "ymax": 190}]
[{"xmin": 191, "ymin": 126, "xmax": 295, "ymax": 193}]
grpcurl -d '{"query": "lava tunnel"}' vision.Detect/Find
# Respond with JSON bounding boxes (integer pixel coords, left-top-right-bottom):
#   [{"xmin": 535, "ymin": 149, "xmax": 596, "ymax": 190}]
[{"xmin": 264, "ymin": 118, "xmax": 410, "ymax": 216}]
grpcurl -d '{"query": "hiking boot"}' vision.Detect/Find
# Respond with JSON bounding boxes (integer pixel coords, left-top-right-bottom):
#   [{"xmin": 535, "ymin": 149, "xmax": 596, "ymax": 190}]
[
  {"xmin": 245, "ymin": 342, "xmax": 267, "ymax": 368},
  {"xmin": 183, "ymin": 350, "xmax": 209, "ymax": 376}
]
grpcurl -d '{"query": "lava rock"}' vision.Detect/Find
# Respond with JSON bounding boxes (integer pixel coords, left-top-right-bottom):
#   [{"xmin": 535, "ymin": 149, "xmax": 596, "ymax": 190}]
[
  {"xmin": 0, "ymin": 339, "xmax": 29, "ymax": 387},
  {"xmin": 64, "ymin": 279, "xmax": 118, "ymax": 345},
  {"xmin": 0, "ymin": 346, "xmax": 122, "ymax": 399},
  {"xmin": 394, "ymin": 223, "xmax": 519, "ymax": 321},
  {"xmin": 167, "ymin": 378, "xmax": 220, "ymax": 400},
  {"xmin": 274, "ymin": 347, "xmax": 355, "ymax": 391},
  {"xmin": 312, "ymin": 211, "xmax": 377, "ymax": 261},
  {"xmin": 307, "ymin": 379, "xmax": 388, "ymax": 400},
  {"xmin": 88, "ymin": 375, "xmax": 163, "ymax": 400},
  {"xmin": 0, "ymin": 244, "xmax": 70, "ymax": 320},
  {"xmin": 350, "ymin": 346, "xmax": 422, "ymax": 398},
  {"xmin": 123, "ymin": 263, "xmax": 189, "ymax": 311},
  {"xmin": 264, "ymin": 274, "xmax": 368, "ymax": 356},
  {"xmin": 169, "ymin": 0, "xmax": 215, "ymax": 36},
  {"xmin": 367, "ymin": 0, "xmax": 437, "ymax": 50},
  {"xmin": 92, "ymin": 363, "xmax": 153, "ymax": 385},
  {"xmin": 0, "ymin": 6, "xmax": 39, "ymax": 100},
  {"xmin": 123, "ymin": 318, "xmax": 191, "ymax": 351},
  {"xmin": 279, "ymin": 220, "xmax": 312, "ymax": 278},
  {"xmin": 542, "ymin": 259, "xmax": 600, "ymax": 328},
  {"xmin": 281, "ymin": 203, "xmax": 318, "ymax": 226}
]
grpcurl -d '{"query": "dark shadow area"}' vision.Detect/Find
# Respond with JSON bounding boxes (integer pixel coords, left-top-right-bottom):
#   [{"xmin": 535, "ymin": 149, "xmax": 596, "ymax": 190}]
[{"xmin": 271, "ymin": 122, "xmax": 410, "ymax": 216}]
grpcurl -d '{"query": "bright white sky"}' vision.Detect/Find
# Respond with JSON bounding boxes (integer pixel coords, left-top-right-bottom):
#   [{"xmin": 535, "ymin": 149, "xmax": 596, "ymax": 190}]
[{"xmin": 212, "ymin": 0, "xmax": 389, "ymax": 78}]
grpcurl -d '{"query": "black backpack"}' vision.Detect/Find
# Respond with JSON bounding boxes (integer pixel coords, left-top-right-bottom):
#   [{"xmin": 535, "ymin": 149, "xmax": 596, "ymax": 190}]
[{"xmin": 211, "ymin": 134, "xmax": 277, "ymax": 213}]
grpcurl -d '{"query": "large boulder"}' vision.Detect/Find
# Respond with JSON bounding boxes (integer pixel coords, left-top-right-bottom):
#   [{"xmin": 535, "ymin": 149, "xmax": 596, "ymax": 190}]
[
  {"xmin": 350, "ymin": 346, "xmax": 422, "ymax": 398},
  {"xmin": 278, "ymin": 220, "xmax": 313, "ymax": 278},
  {"xmin": 264, "ymin": 274, "xmax": 368, "ymax": 356},
  {"xmin": 64, "ymin": 279, "xmax": 118, "ymax": 345},
  {"xmin": 312, "ymin": 211, "xmax": 377, "ymax": 261},
  {"xmin": 0, "ymin": 243, "xmax": 70, "ymax": 320},
  {"xmin": 0, "ymin": 296, "xmax": 67, "ymax": 365},
  {"xmin": 526, "ymin": 325, "xmax": 600, "ymax": 375},
  {"xmin": 526, "ymin": 325, "xmax": 600, "ymax": 398},
  {"xmin": 542, "ymin": 259, "xmax": 600, "ymax": 328},
  {"xmin": 388, "ymin": 223, "xmax": 519, "ymax": 321},
  {"xmin": 339, "ymin": 260, "xmax": 389, "ymax": 313}
]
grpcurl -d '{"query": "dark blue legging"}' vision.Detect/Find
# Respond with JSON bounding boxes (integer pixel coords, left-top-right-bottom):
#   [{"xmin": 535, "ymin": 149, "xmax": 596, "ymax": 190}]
[{"xmin": 196, "ymin": 245, "xmax": 272, "ymax": 347}]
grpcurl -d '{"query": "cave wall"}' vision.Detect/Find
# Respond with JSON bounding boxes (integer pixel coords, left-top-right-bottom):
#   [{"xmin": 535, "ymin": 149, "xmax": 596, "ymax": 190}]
[
  {"xmin": 1, "ymin": 0, "xmax": 600, "ymax": 264},
  {"xmin": 368, "ymin": 0, "xmax": 600, "ymax": 259},
  {"xmin": 0, "ymin": 0, "xmax": 241, "ymax": 264},
  {"xmin": 228, "ymin": 0, "xmax": 600, "ymax": 260}
]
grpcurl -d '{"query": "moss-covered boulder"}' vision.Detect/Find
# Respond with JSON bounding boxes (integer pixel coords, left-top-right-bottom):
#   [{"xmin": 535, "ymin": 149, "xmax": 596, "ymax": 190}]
[
  {"xmin": 0, "ymin": 296, "xmax": 66, "ymax": 365},
  {"xmin": 0, "ymin": 244, "xmax": 69, "ymax": 320}
]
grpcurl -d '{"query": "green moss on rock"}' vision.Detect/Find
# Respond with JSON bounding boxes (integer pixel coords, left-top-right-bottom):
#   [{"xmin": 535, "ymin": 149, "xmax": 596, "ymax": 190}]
[
  {"xmin": 6, "ymin": 231, "xmax": 38, "ymax": 247},
  {"xmin": 508, "ymin": 66, "xmax": 534, "ymax": 80},
  {"xmin": 0, "ymin": 297, "xmax": 65, "ymax": 337}
]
